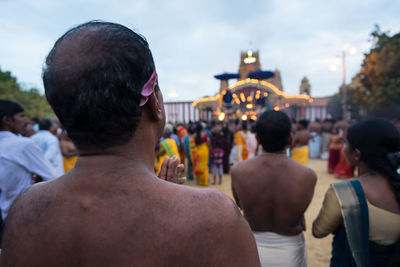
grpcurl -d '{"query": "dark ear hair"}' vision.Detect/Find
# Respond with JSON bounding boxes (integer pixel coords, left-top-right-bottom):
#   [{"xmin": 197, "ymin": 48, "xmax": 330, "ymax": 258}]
[
  {"xmin": 0, "ymin": 100, "xmax": 24, "ymax": 128},
  {"xmin": 43, "ymin": 21, "xmax": 155, "ymax": 150}
]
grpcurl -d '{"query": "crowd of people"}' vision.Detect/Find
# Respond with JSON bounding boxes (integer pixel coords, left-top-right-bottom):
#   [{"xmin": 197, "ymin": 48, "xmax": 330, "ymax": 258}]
[{"xmin": 0, "ymin": 21, "xmax": 399, "ymax": 266}]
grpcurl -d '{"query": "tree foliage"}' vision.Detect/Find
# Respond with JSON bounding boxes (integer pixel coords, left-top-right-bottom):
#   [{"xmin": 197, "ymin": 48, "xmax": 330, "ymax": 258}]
[
  {"xmin": 327, "ymin": 87, "xmax": 359, "ymax": 120},
  {"xmin": 349, "ymin": 26, "xmax": 400, "ymax": 119},
  {"xmin": 0, "ymin": 67, "xmax": 54, "ymax": 118}
]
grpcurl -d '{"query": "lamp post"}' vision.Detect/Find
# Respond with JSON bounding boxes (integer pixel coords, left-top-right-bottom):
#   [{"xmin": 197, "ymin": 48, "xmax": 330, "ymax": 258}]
[
  {"xmin": 332, "ymin": 47, "xmax": 357, "ymax": 121},
  {"xmin": 341, "ymin": 50, "xmax": 347, "ymax": 121}
]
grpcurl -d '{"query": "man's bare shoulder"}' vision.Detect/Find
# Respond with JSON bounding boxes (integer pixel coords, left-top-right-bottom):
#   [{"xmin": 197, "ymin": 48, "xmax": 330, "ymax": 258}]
[{"xmin": 231, "ymin": 157, "xmax": 258, "ymax": 179}]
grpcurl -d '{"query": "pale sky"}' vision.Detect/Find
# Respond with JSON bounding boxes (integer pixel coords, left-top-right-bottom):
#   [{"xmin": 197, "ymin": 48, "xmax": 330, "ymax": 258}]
[{"xmin": 0, "ymin": 0, "xmax": 399, "ymax": 102}]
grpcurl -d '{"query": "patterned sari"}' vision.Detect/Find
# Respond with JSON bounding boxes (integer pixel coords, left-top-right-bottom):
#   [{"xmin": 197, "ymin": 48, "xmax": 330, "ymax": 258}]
[{"xmin": 190, "ymin": 134, "xmax": 209, "ymax": 186}]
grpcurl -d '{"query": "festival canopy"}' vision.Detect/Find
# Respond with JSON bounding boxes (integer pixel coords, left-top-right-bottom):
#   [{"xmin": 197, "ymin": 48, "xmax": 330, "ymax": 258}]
[
  {"xmin": 214, "ymin": 73, "xmax": 241, "ymax": 80},
  {"xmin": 247, "ymin": 70, "xmax": 274, "ymax": 80}
]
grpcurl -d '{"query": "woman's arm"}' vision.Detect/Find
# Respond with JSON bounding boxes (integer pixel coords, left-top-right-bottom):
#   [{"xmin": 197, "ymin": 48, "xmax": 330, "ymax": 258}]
[{"xmin": 312, "ymin": 186, "xmax": 343, "ymax": 238}]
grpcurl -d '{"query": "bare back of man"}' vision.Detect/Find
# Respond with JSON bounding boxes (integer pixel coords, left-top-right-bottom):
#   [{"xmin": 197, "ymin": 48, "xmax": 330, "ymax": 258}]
[
  {"xmin": 293, "ymin": 129, "xmax": 312, "ymax": 148},
  {"xmin": 231, "ymin": 154, "xmax": 316, "ymax": 236},
  {"xmin": 2, "ymin": 158, "xmax": 260, "ymax": 267}
]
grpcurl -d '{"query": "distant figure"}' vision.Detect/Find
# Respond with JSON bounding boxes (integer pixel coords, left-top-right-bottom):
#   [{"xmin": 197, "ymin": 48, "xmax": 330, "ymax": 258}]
[
  {"xmin": 327, "ymin": 128, "xmax": 341, "ymax": 173},
  {"xmin": 0, "ymin": 100, "xmax": 56, "ymax": 243},
  {"xmin": 308, "ymin": 121, "xmax": 322, "ymax": 158},
  {"xmin": 231, "ymin": 111, "xmax": 317, "ymax": 267},
  {"xmin": 291, "ymin": 119, "xmax": 312, "ymax": 165},
  {"xmin": 333, "ymin": 121, "xmax": 355, "ymax": 178},
  {"xmin": 0, "ymin": 22, "xmax": 260, "ymax": 266},
  {"xmin": 190, "ymin": 122, "xmax": 210, "ymax": 186},
  {"xmin": 211, "ymin": 139, "xmax": 224, "ymax": 185},
  {"xmin": 59, "ymin": 130, "xmax": 78, "ymax": 173},
  {"xmin": 246, "ymin": 125, "xmax": 259, "ymax": 159},
  {"xmin": 157, "ymin": 123, "xmax": 180, "ymax": 174},
  {"xmin": 30, "ymin": 119, "xmax": 64, "ymax": 176},
  {"xmin": 320, "ymin": 119, "xmax": 333, "ymax": 160},
  {"xmin": 313, "ymin": 119, "xmax": 400, "ymax": 266}
]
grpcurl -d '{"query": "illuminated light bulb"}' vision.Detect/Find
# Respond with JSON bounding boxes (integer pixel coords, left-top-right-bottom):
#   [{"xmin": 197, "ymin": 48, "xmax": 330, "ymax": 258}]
[
  {"xmin": 246, "ymin": 104, "xmax": 253, "ymax": 109},
  {"xmin": 264, "ymin": 92, "xmax": 268, "ymax": 97},
  {"xmin": 349, "ymin": 47, "xmax": 357, "ymax": 55},
  {"xmin": 273, "ymin": 106, "xmax": 280, "ymax": 111},
  {"xmin": 218, "ymin": 113, "xmax": 225, "ymax": 121},
  {"xmin": 241, "ymin": 115, "xmax": 248, "ymax": 121},
  {"xmin": 247, "ymin": 96, "xmax": 252, "ymax": 102},
  {"xmin": 251, "ymin": 115, "xmax": 257, "ymax": 121},
  {"xmin": 285, "ymin": 103, "xmax": 290, "ymax": 108}
]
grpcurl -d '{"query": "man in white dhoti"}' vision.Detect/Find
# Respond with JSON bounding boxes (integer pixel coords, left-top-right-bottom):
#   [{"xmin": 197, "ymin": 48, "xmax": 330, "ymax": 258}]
[{"xmin": 231, "ymin": 111, "xmax": 317, "ymax": 266}]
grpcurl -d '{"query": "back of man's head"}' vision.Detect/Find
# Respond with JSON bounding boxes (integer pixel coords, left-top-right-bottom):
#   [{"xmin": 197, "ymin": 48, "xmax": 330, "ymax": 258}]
[
  {"xmin": 38, "ymin": 119, "xmax": 53, "ymax": 131},
  {"xmin": 43, "ymin": 21, "xmax": 155, "ymax": 150},
  {"xmin": 255, "ymin": 111, "xmax": 291, "ymax": 152},
  {"xmin": 0, "ymin": 100, "xmax": 24, "ymax": 129},
  {"xmin": 298, "ymin": 119, "xmax": 309, "ymax": 130}
]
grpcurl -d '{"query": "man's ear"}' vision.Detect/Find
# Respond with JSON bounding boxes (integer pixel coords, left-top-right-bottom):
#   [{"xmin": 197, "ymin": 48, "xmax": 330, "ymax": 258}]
[
  {"xmin": 147, "ymin": 85, "xmax": 163, "ymax": 121},
  {"xmin": 1, "ymin": 115, "xmax": 13, "ymax": 129}
]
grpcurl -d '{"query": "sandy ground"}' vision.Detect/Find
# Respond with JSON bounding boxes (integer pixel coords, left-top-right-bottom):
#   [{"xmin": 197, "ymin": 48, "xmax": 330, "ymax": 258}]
[{"xmin": 185, "ymin": 158, "xmax": 342, "ymax": 267}]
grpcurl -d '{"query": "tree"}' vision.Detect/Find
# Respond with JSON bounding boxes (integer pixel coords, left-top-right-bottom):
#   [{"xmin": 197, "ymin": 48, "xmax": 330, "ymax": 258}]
[
  {"xmin": 327, "ymin": 86, "xmax": 360, "ymax": 120},
  {"xmin": 299, "ymin": 76, "xmax": 311, "ymax": 96},
  {"xmin": 349, "ymin": 26, "xmax": 400, "ymax": 119},
  {"xmin": 0, "ymin": 67, "xmax": 54, "ymax": 118}
]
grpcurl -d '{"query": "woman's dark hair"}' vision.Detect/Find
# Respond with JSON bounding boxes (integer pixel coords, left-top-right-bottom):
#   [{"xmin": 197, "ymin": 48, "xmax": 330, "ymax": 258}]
[
  {"xmin": 347, "ymin": 119, "xmax": 400, "ymax": 203},
  {"xmin": 255, "ymin": 111, "xmax": 291, "ymax": 152},
  {"xmin": 195, "ymin": 122, "xmax": 203, "ymax": 145},
  {"xmin": 43, "ymin": 21, "xmax": 155, "ymax": 150}
]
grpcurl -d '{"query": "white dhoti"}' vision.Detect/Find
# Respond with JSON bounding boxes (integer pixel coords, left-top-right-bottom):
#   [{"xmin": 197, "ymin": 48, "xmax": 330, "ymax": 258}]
[{"xmin": 253, "ymin": 231, "xmax": 307, "ymax": 267}]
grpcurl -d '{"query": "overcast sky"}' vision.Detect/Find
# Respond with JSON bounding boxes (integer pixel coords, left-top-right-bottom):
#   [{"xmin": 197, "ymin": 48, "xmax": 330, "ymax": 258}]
[{"xmin": 0, "ymin": 0, "xmax": 399, "ymax": 102}]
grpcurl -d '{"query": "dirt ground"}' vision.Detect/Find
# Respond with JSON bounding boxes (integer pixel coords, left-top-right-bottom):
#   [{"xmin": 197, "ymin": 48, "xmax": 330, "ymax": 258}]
[{"xmin": 185, "ymin": 158, "xmax": 342, "ymax": 267}]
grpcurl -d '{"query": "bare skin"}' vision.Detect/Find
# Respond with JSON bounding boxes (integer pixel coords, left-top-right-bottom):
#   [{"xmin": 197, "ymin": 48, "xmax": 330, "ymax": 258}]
[
  {"xmin": 231, "ymin": 147, "xmax": 317, "ymax": 236},
  {"xmin": 1, "ymin": 68, "xmax": 260, "ymax": 266},
  {"xmin": 292, "ymin": 125, "xmax": 312, "ymax": 148},
  {"xmin": 60, "ymin": 131, "xmax": 79, "ymax": 158},
  {"xmin": 343, "ymin": 141, "xmax": 400, "ymax": 215}
]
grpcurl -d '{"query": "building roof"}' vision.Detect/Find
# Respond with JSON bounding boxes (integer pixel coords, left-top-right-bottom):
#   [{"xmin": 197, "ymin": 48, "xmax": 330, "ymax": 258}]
[{"xmin": 309, "ymin": 96, "xmax": 331, "ymax": 107}]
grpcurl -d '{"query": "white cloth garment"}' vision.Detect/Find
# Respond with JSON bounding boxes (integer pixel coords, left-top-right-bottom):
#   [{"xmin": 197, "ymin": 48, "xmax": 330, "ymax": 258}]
[
  {"xmin": 0, "ymin": 131, "xmax": 57, "ymax": 220},
  {"xmin": 253, "ymin": 231, "xmax": 307, "ymax": 267},
  {"xmin": 31, "ymin": 130, "xmax": 64, "ymax": 176}
]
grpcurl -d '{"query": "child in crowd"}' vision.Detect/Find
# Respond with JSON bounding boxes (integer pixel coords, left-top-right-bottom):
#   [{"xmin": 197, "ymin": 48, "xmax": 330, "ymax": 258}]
[{"xmin": 211, "ymin": 140, "xmax": 224, "ymax": 185}]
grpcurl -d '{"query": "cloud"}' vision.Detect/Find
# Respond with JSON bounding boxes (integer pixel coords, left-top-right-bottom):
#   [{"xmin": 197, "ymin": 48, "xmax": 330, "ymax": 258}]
[{"xmin": 0, "ymin": 0, "xmax": 399, "ymax": 100}]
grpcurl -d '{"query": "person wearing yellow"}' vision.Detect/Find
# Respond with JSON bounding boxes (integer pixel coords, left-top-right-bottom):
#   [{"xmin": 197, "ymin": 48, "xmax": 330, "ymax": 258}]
[
  {"xmin": 234, "ymin": 122, "xmax": 250, "ymax": 162},
  {"xmin": 156, "ymin": 124, "xmax": 180, "ymax": 174},
  {"xmin": 291, "ymin": 120, "xmax": 312, "ymax": 166},
  {"xmin": 190, "ymin": 122, "xmax": 210, "ymax": 186},
  {"xmin": 60, "ymin": 130, "xmax": 78, "ymax": 172}
]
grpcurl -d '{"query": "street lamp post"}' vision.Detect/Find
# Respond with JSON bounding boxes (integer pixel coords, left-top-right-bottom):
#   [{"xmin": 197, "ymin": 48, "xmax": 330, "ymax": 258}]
[
  {"xmin": 331, "ymin": 47, "xmax": 356, "ymax": 121},
  {"xmin": 341, "ymin": 50, "xmax": 347, "ymax": 121}
]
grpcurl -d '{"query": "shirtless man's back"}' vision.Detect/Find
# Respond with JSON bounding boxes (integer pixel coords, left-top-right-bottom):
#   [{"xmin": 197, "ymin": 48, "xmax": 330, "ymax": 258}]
[
  {"xmin": 231, "ymin": 111, "xmax": 316, "ymax": 266},
  {"xmin": 232, "ymin": 154, "xmax": 316, "ymax": 235},
  {"xmin": 3, "ymin": 162, "xmax": 258, "ymax": 266},
  {"xmin": 0, "ymin": 21, "xmax": 260, "ymax": 267}
]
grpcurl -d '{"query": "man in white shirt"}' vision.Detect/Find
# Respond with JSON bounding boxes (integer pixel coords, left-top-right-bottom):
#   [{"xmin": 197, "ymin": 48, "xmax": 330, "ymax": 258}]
[
  {"xmin": 0, "ymin": 100, "xmax": 57, "ymax": 240},
  {"xmin": 30, "ymin": 119, "xmax": 64, "ymax": 176}
]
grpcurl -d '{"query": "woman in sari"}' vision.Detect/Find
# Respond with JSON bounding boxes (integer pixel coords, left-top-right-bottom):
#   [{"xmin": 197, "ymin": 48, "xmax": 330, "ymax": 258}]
[
  {"xmin": 190, "ymin": 122, "xmax": 210, "ymax": 186},
  {"xmin": 156, "ymin": 124, "xmax": 180, "ymax": 174},
  {"xmin": 313, "ymin": 119, "xmax": 400, "ymax": 266},
  {"xmin": 328, "ymin": 127, "xmax": 342, "ymax": 173}
]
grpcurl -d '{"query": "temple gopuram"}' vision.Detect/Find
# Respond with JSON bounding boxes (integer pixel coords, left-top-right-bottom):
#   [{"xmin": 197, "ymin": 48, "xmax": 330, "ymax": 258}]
[
  {"xmin": 164, "ymin": 50, "xmax": 330, "ymax": 123},
  {"xmin": 192, "ymin": 50, "xmax": 315, "ymax": 121}
]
